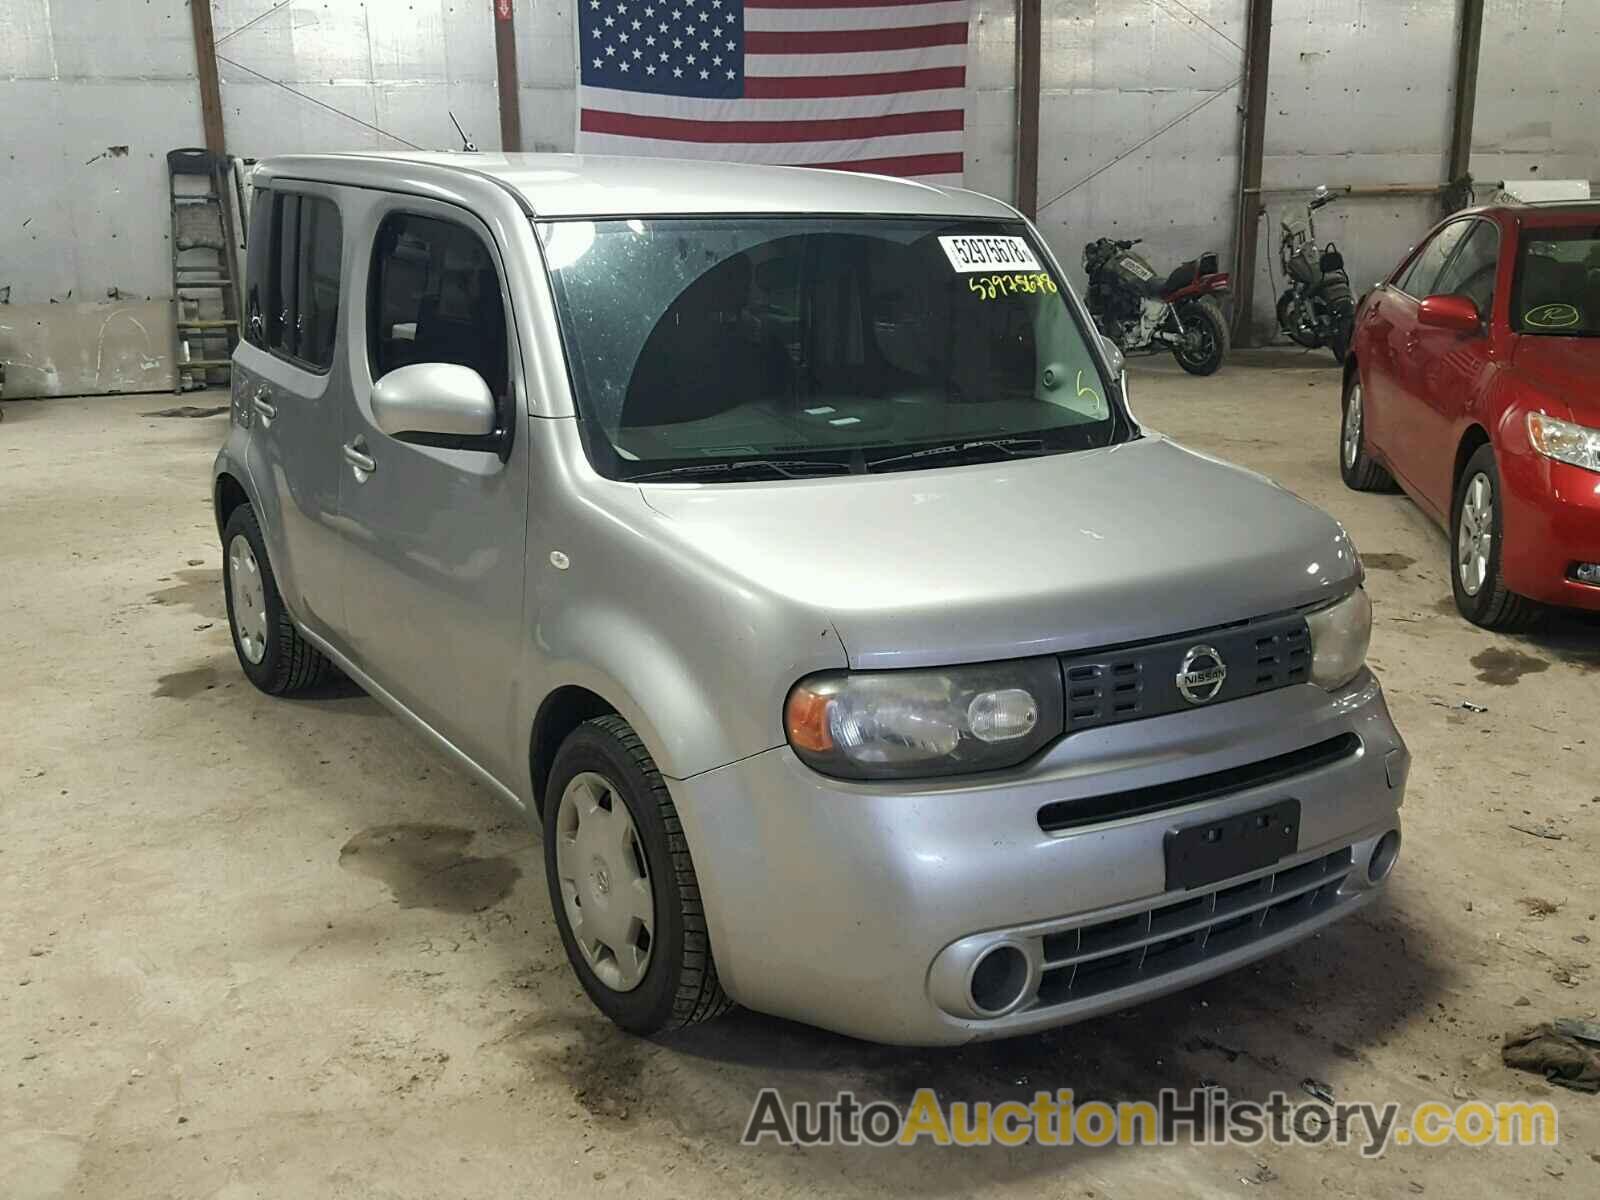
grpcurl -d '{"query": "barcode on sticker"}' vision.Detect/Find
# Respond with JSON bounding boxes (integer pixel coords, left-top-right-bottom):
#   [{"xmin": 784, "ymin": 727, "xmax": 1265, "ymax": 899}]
[{"xmin": 939, "ymin": 235, "xmax": 1043, "ymax": 274}]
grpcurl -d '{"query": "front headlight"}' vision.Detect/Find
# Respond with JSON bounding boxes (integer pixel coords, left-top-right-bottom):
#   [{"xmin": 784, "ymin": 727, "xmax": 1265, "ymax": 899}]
[
  {"xmin": 784, "ymin": 658, "xmax": 1064, "ymax": 780},
  {"xmin": 1527, "ymin": 412, "xmax": 1600, "ymax": 473},
  {"xmin": 1306, "ymin": 587, "xmax": 1372, "ymax": 691}
]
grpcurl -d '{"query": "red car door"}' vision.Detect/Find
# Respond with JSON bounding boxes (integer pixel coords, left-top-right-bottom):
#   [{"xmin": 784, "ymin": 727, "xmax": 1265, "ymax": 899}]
[
  {"xmin": 1405, "ymin": 219, "xmax": 1503, "ymax": 514},
  {"xmin": 1376, "ymin": 219, "xmax": 1473, "ymax": 516}
]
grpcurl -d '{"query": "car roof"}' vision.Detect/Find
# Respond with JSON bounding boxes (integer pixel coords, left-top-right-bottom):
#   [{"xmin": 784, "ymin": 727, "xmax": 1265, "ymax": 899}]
[
  {"xmin": 256, "ymin": 151, "xmax": 1019, "ymax": 222},
  {"xmin": 1449, "ymin": 200, "xmax": 1600, "ymax": 229}
]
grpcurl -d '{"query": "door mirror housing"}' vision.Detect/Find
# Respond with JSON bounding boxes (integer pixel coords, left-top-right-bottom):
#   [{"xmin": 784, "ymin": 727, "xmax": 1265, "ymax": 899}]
[
  {"xmin": 1418, "ymin": 293, "xmax": 1482, "ymax": 334},
  {"xmin": 1099, "ymin": 335, "xmax": 1126, "ymax": 380},
  {"xmin": 371, "ymin": 362, "xmax": 499, "ymax": 449}
]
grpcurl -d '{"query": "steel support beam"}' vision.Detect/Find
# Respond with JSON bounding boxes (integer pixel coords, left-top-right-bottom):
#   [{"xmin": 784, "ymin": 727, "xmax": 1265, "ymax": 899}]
[
  {"xmin": 494, "ymin": 0, "xmax": 523, "ymax": 152},
  {"xmin": 1229, "ymin": 0, "xmax": 1272, "ymax": 347},
  {"xmin": 1014, "ymin": 0, "xmax": 1041, "ymax": 217},
  {"xmin": 1446, "ymin": 0, "xmax": 1485, "ymax": 186},
  {"xmin": 189, "ymin": 0, "xmax": 227, "ymax": 157}
]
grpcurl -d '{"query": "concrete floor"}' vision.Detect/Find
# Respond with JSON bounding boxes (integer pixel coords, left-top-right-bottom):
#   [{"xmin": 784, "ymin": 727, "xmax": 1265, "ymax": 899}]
[{"xmin": 3, "ymin": 358, "xmax": 1597, "ymax": 1198}]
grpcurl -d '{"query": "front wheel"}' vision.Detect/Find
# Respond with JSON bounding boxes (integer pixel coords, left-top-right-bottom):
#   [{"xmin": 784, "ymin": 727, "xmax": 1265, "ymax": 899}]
[
  {"xmin": 1450, "ymin": 445, "xmax": 1541, "ymax": 631},
  {"xmin": 544, "ymin": 715, "xmax": 732, "ymax": 1036},
  {"xmin": 1173, "ymin": 298, "xmax": 1228, "ymax": 375},
  {"xmin": 1277, "ymin": 292, "xmax": 1320, "ymax": 348}
]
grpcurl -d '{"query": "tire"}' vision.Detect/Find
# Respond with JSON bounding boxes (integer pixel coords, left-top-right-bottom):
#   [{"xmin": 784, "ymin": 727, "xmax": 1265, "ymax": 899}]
[
  {"xmin": 1174, "ymin": 297, "xmax": 1228, "ymax": 375},
  {"xmin": 1329, "ymin": 309, "xmax": 1354, "ymax": 364},
  {"xmin": 1277, "ymin": 292, "xmax": 1319, "ymax": 349},
  {"xmin": 1450, "ymin": 445, "xmax": 1542, "ymax": 631},
  {"xmin": 544, "ymin": 715, "xmax": 732, "ymax": 1036},
  {"xmin": 1339, "ymin": 372, "xmax": 1397, "ymax": 492},
  {"xmin": 221, "ymin": 504, "xmax": 333, "ymax": 695}
]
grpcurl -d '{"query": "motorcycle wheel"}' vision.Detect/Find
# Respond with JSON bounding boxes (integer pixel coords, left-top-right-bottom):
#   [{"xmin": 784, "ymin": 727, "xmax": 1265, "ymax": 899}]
[
  {"xmin": 1276, "ymin": 292, "xmax": 1320, "ymax": 349},
  {"xmin": 1174, "ymin": 298, "xmax": 1228, "ymax": 376},
  {"xmin": 1328, "ymin": 308, "xmax": 1354, "ymax": 365}
]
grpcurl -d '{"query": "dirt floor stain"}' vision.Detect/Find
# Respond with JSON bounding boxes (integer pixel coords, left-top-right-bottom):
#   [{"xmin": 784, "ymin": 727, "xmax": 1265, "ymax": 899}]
[
  {"xmin": 149, "ymin": 568, "xmax": 225, "ymax": 620},
  {"xmin": 1362, "ymin": 553, "xmax": 1416, "ymax": 572},
  {"xmin": 339, "ymin": 824, "xmax": 520, "ymax": 913},
  {"xmin": 1470, "ymin": 647, "xmax": 1550, "ymax": 686},
  {"xmin": 153, "ymin": 665, "xmax": 222, "ymax": 699}
]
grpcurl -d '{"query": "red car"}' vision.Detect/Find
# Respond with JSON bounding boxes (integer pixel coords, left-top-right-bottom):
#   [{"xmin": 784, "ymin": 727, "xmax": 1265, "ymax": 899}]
[{"xmin": 1341, "ymin": 201, "xmax": 1600, "ymax": 630}]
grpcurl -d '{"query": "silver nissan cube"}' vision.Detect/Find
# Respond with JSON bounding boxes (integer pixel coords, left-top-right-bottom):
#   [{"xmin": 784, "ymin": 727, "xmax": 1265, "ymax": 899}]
[{"xmin": 214, "ymin": 152, "xmax": 1406, "ymax": 1046}]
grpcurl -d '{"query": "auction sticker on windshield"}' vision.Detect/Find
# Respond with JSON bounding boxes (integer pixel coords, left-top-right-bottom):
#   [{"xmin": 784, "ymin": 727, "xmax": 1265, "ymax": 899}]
[{"xmin": 939, "ymin": 235, "xmax": 1042, "ymax": 273}]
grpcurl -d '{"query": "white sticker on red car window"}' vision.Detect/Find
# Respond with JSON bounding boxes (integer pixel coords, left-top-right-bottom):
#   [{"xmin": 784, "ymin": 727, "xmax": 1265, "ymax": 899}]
[{"xmin": 938, "ymin": 235, "xmax": 1042, "ymax": 273}]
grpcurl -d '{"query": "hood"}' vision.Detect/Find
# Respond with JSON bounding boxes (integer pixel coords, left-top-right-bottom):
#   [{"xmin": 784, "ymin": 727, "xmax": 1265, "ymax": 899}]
[
  {"xmin": 1513, "ymin": 336, "xmax": 1600, "ymax": 424},
  {"xmin": 640, "ymin": 436, "xmax": 1359, "ymax": 669}
]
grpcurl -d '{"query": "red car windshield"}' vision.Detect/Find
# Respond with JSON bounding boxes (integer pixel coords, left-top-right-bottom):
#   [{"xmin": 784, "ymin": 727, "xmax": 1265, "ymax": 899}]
[{"xmin": 1514, "ymin": 225, "xmax": 1600, "ymax": 336}]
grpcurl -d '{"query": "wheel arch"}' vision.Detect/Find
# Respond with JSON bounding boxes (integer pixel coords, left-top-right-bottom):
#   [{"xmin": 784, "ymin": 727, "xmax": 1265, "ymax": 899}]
[
  {"xmin": 529, "ymin": 684, "xmax": 620, "ymax": 817},
  {"xmin": 214, "ymin": 472, "xmax": 252, "ymax": 540},
  {"xmin": 1452, "ymin": 424, "xmax": 1493, "ymax": 503}
]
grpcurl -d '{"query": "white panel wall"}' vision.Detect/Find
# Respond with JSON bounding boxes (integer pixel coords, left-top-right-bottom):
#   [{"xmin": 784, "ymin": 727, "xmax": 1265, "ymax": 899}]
[
  {"xmin": 5, "ymin": 0, "xmax": 1599, "ymax": 394},
  {"xmin": 0, "ymin": 0, "xmax": 205, "ymax": 305},
  {"xmin": 1473, "ymin": 0, "xmax": 1600, "ymax": 187},
  {"xmin": 1032, "ymin": 0, "xmax": 1247, "ymax": 294}
]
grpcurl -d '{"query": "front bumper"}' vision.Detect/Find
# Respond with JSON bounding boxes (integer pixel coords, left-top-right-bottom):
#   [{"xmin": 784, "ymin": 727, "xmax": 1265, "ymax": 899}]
[
  {"xmin": 670, "ymin": 670, "xmax": 1406, "ymax": 1045},
  {"xmin": 1499, "ymin": 445, "xmax": 1600, "ymax": 611}
]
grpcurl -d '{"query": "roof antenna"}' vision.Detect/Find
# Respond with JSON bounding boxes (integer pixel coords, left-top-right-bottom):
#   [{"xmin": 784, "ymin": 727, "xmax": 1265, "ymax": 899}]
[{"xmin": 448, "ymin": 111, "xmax": 478, "ymax": 153}]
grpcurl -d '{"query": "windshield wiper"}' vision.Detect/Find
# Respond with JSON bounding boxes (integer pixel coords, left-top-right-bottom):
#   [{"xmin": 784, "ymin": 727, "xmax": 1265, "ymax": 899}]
[
  {"xmin": 624, "ymin": 458, "xmax": 854, "ymax": 483},
  {"xmin": 865, "ymin": 437, "xmax": 1049, "ymax": 473}
]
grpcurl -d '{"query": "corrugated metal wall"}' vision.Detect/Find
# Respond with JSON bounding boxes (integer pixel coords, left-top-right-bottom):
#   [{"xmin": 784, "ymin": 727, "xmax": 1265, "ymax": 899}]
[{"xmin": 3, "ymin": 0, "xmax": 1597, "ymax": 392}]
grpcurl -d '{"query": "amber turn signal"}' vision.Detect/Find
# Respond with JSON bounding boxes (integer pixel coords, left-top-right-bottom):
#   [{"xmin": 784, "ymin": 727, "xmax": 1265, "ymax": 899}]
[{"xmin": 784, "ymin": 684, "xmax": 834, "ymax": 753}]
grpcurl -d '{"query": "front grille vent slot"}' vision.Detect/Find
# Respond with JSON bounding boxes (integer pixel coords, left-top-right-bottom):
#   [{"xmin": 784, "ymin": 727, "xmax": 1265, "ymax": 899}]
[
  {"xmin": 1037, "ymin": 733, "xmax": 1361, "ymax": 833},
  {"xmin": 1032, "ymin": 847, "xmax": 1355, "ymax": 1007}
]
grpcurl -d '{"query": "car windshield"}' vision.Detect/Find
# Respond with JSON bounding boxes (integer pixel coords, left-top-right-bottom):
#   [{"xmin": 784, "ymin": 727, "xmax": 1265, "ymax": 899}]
[
  {"xmin": 539, "ymin": 217, "xmax": 1126, "ymax": 480},
  {"xmin": 1514, "ymin": 224, "xmax": 1600, "ymax": 336}
]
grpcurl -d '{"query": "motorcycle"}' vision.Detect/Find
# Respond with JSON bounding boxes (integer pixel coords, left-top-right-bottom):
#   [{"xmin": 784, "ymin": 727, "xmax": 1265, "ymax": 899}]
[
  {"xmin": 1275, "ymin": 184, "xmax": 1355, "ymax": 363},
  {"xmin": 1082, "ymin": 237, "xmax": 1232, "ymax": 376}
]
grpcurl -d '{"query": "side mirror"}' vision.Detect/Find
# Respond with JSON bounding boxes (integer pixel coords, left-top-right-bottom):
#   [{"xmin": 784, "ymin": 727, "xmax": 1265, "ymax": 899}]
[
  {"xmin": 371, "ymin": 362, "xmax": 498, "ymax": 448},
  {"xmin": 1100, "ymin": 335, "xmax": 1126, "ymax": 379},
  {"xmin": 1418, "ymin": 294, "xmax": 1482, "ymax": 335}
]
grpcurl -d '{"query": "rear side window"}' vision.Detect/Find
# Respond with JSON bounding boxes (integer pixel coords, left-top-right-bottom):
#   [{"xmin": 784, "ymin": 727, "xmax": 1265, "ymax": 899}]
[
  {"xmin": 1431, "ymin": 220, "xmax": 1499, "ymax": 315},
  {"xmin": 1396, "ymin": 221, "xmax": 1470, "ymax": 298},
  {"xmin": 367, "ymin": 214, "xmax": 509, "ymax": 402},
  {"xmin": 241, "ymin": 189, "xmax": 343, "ymax": 370},
  {"xmin": 243, "ymin": 189, "xmax": 273, "ymax": 348}
]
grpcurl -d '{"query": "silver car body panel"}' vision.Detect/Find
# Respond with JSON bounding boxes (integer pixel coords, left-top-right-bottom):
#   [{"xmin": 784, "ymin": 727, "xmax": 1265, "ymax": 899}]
[{"xmin": 215, "ymin": 153, "xmax": 1404, "ymax": 1045}]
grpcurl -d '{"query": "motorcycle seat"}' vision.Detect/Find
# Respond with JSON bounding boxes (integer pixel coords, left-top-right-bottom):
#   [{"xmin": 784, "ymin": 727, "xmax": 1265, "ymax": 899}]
[{"xmin": 1161, "ymin": 251, "xmax": 1221, "ymax": 296}]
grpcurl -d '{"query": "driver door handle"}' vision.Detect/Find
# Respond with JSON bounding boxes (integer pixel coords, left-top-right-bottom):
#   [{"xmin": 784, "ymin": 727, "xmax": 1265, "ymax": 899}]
[{"xmin": 342, "ymin": 440, "xmax": 377, "ymax": 477}]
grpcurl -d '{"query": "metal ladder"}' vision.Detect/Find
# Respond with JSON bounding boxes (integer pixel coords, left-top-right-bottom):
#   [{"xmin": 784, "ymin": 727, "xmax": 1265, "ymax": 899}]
[{"xmin": 167, "ymin": 148, "xmax": 242, "ymax": 393}]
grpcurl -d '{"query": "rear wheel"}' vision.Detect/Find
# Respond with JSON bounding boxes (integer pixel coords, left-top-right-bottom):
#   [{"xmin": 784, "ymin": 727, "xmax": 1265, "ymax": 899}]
[
  {"xmin": 1339, "ymin": 374, "xmax": 1396, "ymax": 492},
  {"xmin": 222, "ymin": 504, "xmax": 333, "ymax": 695},
  {"xmin": 1173, "ymin": 298, "xmax": 1228, "ymax": 375},
  {"xmin": 1450, "ymin": 445, "xmax": 1542, "ymax": 631},
  {"xmin": 545, "ymin": 715, "xmax": 732, "ymax": 1036},
  {"xmin": 1328, "ymin": 304, "xmax": 1355, "ymax": 364}
]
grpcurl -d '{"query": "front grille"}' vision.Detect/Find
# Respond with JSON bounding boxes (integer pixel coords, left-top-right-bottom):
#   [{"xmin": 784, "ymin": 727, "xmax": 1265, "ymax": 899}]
[
  {"xmin": 1032, "ymin": 847, "xmax": 1354, "ymax": 1008},
  {"xmin": 1037, "ymin": 733, "xmax": 1361, "ymax": 833},
  {"xmin": 1059, "ymin": 613, "xmax": 1310, "ymax": 733}
]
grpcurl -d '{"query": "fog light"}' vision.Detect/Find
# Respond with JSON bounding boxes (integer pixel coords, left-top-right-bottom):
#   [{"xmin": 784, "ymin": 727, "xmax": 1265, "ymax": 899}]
[
  {"xmin": 1368, "ymin": 830, "xmax": 1401, "ymax": 883},
  {"xmin": 968, "ymin": 943, "xmax": 1031, "ymax": 1015},
  {"xmin": 1573, "ymin": 563, "xmax": 1600, "ymax": 586}
]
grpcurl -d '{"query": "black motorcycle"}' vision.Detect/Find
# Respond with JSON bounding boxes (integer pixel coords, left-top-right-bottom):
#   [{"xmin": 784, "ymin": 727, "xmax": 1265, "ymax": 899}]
[
  {"xmin": 1275, "ymin": 185, "xmax": 1355, "ymax": 363},
  {"xmin": 1082, "ymin": 237, "xmax": 1231, "ymax": 376}
]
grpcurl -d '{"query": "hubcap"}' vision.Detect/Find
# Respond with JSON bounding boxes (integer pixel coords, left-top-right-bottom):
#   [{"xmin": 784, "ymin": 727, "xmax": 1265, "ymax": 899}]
[
  {"xmin": 1343, "ymin": 384, "xmax": 1363, "ymax": 469},
  {"xmin": 1457, "ymin": 472, "xmax": 1494, "ymax": 597},
  {"xmin": 555, "ymin": 771, "xmax": 655, "ymax": 992},
  {"xmin": 227, "ymin": 534, "xmax": 268, "ymax": 664}
]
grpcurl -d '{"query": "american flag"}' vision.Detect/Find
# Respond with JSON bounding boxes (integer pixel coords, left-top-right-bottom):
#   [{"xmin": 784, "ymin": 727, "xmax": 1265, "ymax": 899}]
[{"xmin": 576, "ymin": 0, "xmax": 970, "ymax": 184}]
